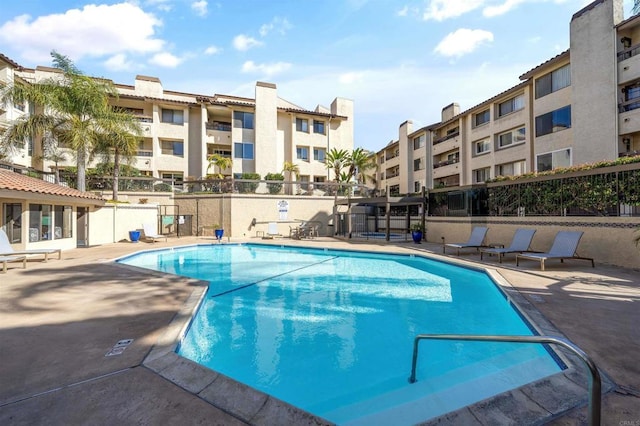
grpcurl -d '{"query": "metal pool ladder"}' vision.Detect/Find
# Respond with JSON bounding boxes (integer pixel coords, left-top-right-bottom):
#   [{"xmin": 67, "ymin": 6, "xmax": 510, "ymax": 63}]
[{"xmin": 408, "ymin": 334, "xmax": 602, "ymax": 426}]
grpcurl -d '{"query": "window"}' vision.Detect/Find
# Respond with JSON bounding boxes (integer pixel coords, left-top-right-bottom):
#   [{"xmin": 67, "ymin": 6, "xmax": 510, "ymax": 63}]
[
  {"xmin": 498, "ymin": 127, "xmax": 526, "ymax": 148},
  {"xmin": 414, "ymin": 181, "xmax": 422, "ymax": 193},
  {"xmin": 496, "ymin": 160, "xmax": 526, "ymax": 177},
  {"xmin": 313, "ymin": 176, "xmax": 326, "ymax": 183},
  {"xmin": 299, "ymin": 175, "xmax": 310, "ymax": 190},
  {"xmin": 313, "ymin": 120, "xmax": 325, "ymax": 134},
  {"xmin": 161, "ymin": 172, "xmax": 184, "ymax": 189},
  {"xmin": 413, "ymin": 135, "xmax": 425, "ymax": 150},
  {"xmin": 535, "ymin": 106, "xmax": 571, "ymax": 137},
  {"xmin": 474, "ymin": 139, "xmax": 491, "ymax": 155},
  {"xmin": 161, "ymin": 108, "xmax": 184, "ymax": 124},
  {"xmin": 497, "ymin": 94, "xmax": 524, "ymax": 117},
  {"xmin": 389, "ymin": 185, "xmax": 400, "ymax": 196},
  {"xmin": 28, "ymin": 204, "xmax": 51, "ymax": 242},
  {"xmin": 296, "ymin": 118, "xmax": 309, "ymax": 133},
  {"xmin": 3, "ymin": 203, "xmax": 22, "ymax": 243},
  {"xmin": 537, "ymin": 149, "xmax": 571, "ymax": 172},
  {"xmin": 413, "ymin": 157, "xmax": 424, "ymax": 171},
  {"xmin": 313, "ymin": 148, "xmax": 325, "ymax": 162},
  {"xmin": 535, "ymin": 64, "xmax": 571, "ymax": 98},
  {"xmin": 234, "ymin": 142, "xmax": 254, "ymax": 159},
  {"xmin": 233, "ymin": 111, "xmax": 254, "ymax": 129},
  {"xmin": 473, "ymin": 167, "xmax": 491, "ymax": 183},
  {"xmin": 474, "ymin": 109, "xmax": 490, "ymax": 127},
  {"xmin": 623, "ymin": 83, "xmax": 640, "ymax": 111},
  {"xmin": 297, "ymin": 146, "xmax": 309, "ymax": 161},
  {"xmin": 447, "ymin": 152, "xmax": 460, "ymax": 163},
  {"xmin": 161, "ymin": 141, "xmax": 184, "ymax": 156},
  {"xmin": 54, "ymin": 205, "xmax": 72, "ymax": 239}
]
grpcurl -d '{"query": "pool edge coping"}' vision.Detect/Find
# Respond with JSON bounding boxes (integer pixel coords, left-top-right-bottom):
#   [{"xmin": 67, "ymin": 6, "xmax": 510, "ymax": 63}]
[{"xmin": 116, "ymin": 242, "xmax": 615, "ymax": 425}]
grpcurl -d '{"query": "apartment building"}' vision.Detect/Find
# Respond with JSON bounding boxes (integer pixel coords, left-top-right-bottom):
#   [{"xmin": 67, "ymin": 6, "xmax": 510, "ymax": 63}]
[
  {"xmin": 377, "ymin": 0, "xmax": 637, "ymax": 194},
  {"xmin": 2, "ymin": 59, "xmax": 353, "ymax": 187},
  {"xmin": 0, "ymin": 54, "xmax": 33, "ymax": 169}
]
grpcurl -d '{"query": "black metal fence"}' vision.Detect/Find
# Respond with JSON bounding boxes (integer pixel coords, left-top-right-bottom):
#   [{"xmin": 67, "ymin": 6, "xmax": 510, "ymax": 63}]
[
  {"xmin": 183, "ymin": 178, "xmax": 372, "ymax": 197},
  {"xmin": 429, "ymin": 163, "xmax": 640, "ymax": 217}
]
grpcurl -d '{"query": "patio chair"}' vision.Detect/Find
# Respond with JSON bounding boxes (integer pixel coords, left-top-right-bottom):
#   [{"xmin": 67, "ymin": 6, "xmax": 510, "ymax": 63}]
[
  {"xmin": 516, "ymin": 230, "xmax": 594, "ymax": 271},
  {"xmin": 443, "ymin": 226, "xmax": 489, "ymax": 255},
  {"xmin": 0, "ymin": 229, "xmax": 62, "ymax": 262},
  {"xmin": 0, "ymin": 255, "xmax": 27, "ymax": 272},
  {"xmin": 142, "ymin": 223, "xmax": 167, "ymax": 243},
  {"xmin": 479, "ymin": 228, "xmax": 536, "ymax": 263}
]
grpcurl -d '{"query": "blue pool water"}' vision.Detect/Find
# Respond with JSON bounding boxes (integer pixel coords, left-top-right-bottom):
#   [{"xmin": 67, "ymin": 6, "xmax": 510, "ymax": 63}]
[{"xmin": 118, "ymin": 244, "xmax": 562, "ymax": 425}]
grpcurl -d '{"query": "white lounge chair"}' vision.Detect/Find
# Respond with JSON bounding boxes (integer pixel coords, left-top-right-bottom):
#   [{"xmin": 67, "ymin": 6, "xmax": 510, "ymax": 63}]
[
  {"xmin": 142, "ymin": 223, "xmax": 167, "ymax": 242},
  {"xmin": 0, "ymin": 229, "xmax": 62, "ymax": 262},
  {"xmin": 443, "ymin": 226, "xmax": 489, "ymax": 255},
  {"xmin": 516, "ymin": 231, "xmax": 594, "ymax": 270},
  {"xmin": 0, "ymin": 255, "xmax": 27, "ymax": 272},
  {"xmin": 480, "ymin": 228, "xmax": 536, "ymax": 263}
]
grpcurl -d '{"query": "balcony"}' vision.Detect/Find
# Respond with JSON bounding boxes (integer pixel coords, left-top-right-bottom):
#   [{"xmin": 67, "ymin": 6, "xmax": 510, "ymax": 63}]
[
  {"xmin": 136, "ymin": 149, "xmax": 153, "ymax": 157},
  {"xmin": 432, "ymin": 161, "xmax": 460, "ymax": 180},
  {"xmin": 433, "ymin": 131, "xmax": 459, "ymax": 145},
  {"xmin": 135, "ymin": 115, "xmax": 153, "ymax": 123},
  {"xmin": 618, "ymin": 43, "xmax": 640, "ymax": 85},
  {"xmin": 432, "ymin": 134, "xmax": 460, "ymax": 156},
  {"xmin": 619, "ymin": 105, "xmax": 640, "ymax": 134}
]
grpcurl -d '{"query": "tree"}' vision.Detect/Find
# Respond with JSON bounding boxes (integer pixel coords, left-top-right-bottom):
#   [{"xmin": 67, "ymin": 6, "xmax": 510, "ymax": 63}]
[
  {"xmin": 348, "ymin": 147, "xmax": 377, "ymax": 184},
  {"xmin": 206, "ymin": 153, "xmax": 232, "ymax": 179},
  {"xmin": 282, "ymin": 161, "xmax": 299, "ymax": 195},
  {"xmin": 0, "ymin": 51, "xmax": 138, "ymax": 191},
  {"xmin": 325, "ymin": 148, "xmax": 350, "ymax": 182},
  {"xmin": 93, "ymin": 108, "xmax": 142, "ymax": 200}
]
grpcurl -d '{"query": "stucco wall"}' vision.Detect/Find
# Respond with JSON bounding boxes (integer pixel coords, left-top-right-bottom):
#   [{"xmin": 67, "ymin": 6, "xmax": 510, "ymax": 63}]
[
  {"xmin": 426, "ymin": 216, "xmax": 640, "ymax": 269},
  {"xmin": 174, "ymin": 194, "xmax": 336, "ymax": 238},
  {"xmin": 89, "ymin": 204, "xmax": 159, "ymax": 245}
]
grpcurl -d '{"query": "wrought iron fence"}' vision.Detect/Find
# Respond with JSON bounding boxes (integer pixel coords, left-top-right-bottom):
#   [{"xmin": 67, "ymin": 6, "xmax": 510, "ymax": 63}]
[
  {"xmin": 429, "ymin": 162, "xmax": 640, "ymax": 217},
  {"xmin": 182, "ymin": 178, "xmax": 373, "ymax": 197}
]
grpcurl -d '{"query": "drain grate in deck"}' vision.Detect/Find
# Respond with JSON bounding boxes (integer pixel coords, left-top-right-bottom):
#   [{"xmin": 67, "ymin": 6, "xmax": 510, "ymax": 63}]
[{"xmin": 105, "ymin": 339, "xmax": 134, "ymax": 356}]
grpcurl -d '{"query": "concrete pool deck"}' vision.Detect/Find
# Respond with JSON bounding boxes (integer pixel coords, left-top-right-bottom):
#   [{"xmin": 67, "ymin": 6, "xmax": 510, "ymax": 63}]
[{"xmin": 0, "ymin": 236, "xmax": 638, "ymax": 425}]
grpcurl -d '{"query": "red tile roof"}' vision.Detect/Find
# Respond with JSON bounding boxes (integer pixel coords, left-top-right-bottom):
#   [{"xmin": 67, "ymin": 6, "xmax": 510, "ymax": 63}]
[{"xmin": 0, "ymin": 169, "xmax": 104, "ymax": 202}]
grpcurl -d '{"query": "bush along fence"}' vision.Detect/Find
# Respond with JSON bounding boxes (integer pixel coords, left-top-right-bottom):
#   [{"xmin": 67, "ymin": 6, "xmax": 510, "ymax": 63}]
[{"xmin": 428, "ymin": 159, "xmax": 640, "ymax": 217}]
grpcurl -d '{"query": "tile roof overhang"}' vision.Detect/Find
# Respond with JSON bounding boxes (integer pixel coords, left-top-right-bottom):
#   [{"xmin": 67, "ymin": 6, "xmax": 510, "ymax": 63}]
[{"xmin": 0, "ymin": 169, "xmax": 105, "ymax": 205}]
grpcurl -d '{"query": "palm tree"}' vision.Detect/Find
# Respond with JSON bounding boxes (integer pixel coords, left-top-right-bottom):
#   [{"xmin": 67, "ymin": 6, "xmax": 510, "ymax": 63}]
[
  {"xmin": 0, "ymin": 51, "xmax": 132, "ymax": 192},
  {"xmin": 325, "ymin": 148, "xmax": 350, "ymax": 182},
  {"xmin": 282, "ymin": 161, "xmax": 299, "ymax": 195},
  {"xmin": 348, "ymin": 147, "xmax": 377, "ymax": 184},
  {"xmin": 206, "ymin": 153, "xmax": 232, "ymax": 179},
  {"xmin": 93, "ymin": 108, "xmax": 143, "ymax": 201}
]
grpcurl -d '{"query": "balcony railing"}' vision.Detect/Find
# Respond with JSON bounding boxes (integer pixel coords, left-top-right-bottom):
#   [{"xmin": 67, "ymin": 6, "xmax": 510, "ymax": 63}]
[
  {"xmin": 136, "ymin": 150, "xmax": 153, "ymax": 157},
  {"xmin": 433, "ymin": 158, "xmax": 459, "ymax": 169},
  {"xmin": 206, "ymin": 121, "xmax": 232, "ymax": 131},
  {"xmin": 618, "ymin": 98, "xmax": 640, "ymax": 113},
  {"xmin": 617, "ymin": 43, "xmax": 640, "ymax": 62},
  {"xmin": 135, "ymin": 116, "xmax": 153, "ymax": 123},
  {"xmin": 433, "ymin": 131, "xmax": 459, "ymax": 145}
]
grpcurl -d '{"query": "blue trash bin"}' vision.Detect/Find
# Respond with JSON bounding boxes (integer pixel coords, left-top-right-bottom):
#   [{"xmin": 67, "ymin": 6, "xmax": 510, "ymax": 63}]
[{"xmin": 129, "ymin": 230, "xmax": 141, "ymax": 242}]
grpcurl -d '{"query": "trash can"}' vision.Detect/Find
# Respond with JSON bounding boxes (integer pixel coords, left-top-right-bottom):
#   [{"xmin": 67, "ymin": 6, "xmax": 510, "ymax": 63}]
[{"xmin": 129, "ymin": 230, "xmax": 141, "ymax": 243}]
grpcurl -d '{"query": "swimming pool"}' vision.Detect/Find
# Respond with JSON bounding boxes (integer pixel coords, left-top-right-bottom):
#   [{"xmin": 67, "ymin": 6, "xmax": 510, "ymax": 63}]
[{"xmin": 119, "ymin": 244, "xmax": 563, "ymax": 424}]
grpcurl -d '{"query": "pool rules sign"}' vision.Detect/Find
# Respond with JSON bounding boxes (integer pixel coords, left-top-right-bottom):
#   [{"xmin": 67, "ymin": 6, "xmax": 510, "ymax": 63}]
[{"xmin": 278, "ymin": 200, "xmax": 289, "ymax": 220}]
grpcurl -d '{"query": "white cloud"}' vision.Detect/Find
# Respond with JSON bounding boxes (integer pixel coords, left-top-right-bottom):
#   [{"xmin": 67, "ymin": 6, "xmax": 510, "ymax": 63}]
[
  {"xmin": 483, "ymin": 0, "xmax": 526, "ymax": 17},
  {"xmin": 434, "ymin": 28, "xmax": 494, "ymax": 58},
  {"xmin": 233, "ymin": 34, "xmax": 263, "ymax": 51},
  {"xmin": 339, "ymin": 72, "xmax": 365, "ymax": 84},
  {"xmin": 149, "ymin": 52, "xmax": 182, "ymax": 68},
  {"xmin": 191, "ymin": 0, "xmax": 208, "ymax": 17},
  {"xmin": 423, "ymin": 0, "xmax": 485, "ymax": 21},
  {"xmin": 397, "ymin": 6, "xmax": 409, "ymax": 16},
  {"xmin": 0, "ymin": 3, "xmax": 164, "ymax": 63},
  {"xmin": 204, "ymin": 45, "xmax": 221, "ymax": 55},
  {"xmin": 259, "ymin": 17, "xmax": 292, "ymax": 37},
  {"xmin": 103, "ymin": 53, "xmax": 134, "ymax": 71},
  {"xmin": 241, "ymin": 60, "xmax": 291, "ymax": 76},
  {"xmin": 145, "ymin": 0, "xmax": 173, "ymax": 12}
]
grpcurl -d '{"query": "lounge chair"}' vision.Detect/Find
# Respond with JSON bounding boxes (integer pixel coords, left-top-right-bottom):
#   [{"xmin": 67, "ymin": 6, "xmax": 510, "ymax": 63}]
[
  {"xmin": 0, "ymin": 255, "xmax": 27, "ymax": 272},
  {"xmin": 142, "ymin": 223, "xmax": 167, "ymax": 242},
  {"xmin": 0, "ymin": 229, "xmax": 62, "ymax": 262},
  {"xmin": 516, "ymin": 231, "xmax": 594, "ymax": 270},
  {"xmin": 480, "ymin": 228, "xmax": 536, "ymax": 263},
  {"xmin": 443, "ymin": 226, "xmax": 489, "ymax": 255}
]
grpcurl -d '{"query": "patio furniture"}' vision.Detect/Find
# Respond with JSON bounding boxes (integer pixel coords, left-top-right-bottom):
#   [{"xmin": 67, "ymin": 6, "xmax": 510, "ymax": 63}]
[
  {"xmin": 443, "ymin": 227, "xmax": 489, "ymax": 255},
  {"xmin": 0, "ymin": 229, "xmax": 62, "ymax": 262},
  {"xmin": 142, "ymin": 223, "xmax": 167, "ymax": 243},
  {"xmin": 516, "ymin": 231, "xmax": 594, "ymax": 270},
  {"xmin": 480, "ymin": 228, "xmax": 537, "ymax": 263},
  {"xmin": 0, "ymin": 255, "xmax": 27, "ymax": 272}
]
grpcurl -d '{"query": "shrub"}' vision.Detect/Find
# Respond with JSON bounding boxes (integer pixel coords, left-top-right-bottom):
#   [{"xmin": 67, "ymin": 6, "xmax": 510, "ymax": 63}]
[{"xmin": 265, "ymin": 172, "xmax": 284, "ymax": 194}]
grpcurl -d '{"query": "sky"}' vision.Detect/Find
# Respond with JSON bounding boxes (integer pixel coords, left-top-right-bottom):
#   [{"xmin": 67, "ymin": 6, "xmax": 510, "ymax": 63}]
[{"xmin": 0, "ymin": 0, "xmax": 636, "ymax": 153}]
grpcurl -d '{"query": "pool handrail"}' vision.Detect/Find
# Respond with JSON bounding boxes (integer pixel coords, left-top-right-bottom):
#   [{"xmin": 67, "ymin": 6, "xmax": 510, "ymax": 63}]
[{"xmin": 408, "ymin": 334, "xmax": 601, "ymax": 426}]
